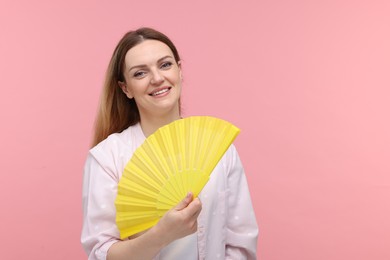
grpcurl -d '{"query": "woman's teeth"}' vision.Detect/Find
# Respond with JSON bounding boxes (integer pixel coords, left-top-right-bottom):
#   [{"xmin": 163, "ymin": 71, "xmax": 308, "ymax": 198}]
[{"xmin": 151, "ymin": 88, "xmax": 169, "ymax": 96}]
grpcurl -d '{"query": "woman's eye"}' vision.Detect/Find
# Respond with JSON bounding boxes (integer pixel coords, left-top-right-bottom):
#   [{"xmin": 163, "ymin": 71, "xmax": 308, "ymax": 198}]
[
  {"xmin": 134, "ymin": 71, "xmax": 146, "ymax": 78},
  {"xmin": 161, "ymin": 62, "xmax": 172, "ymax": 69}
]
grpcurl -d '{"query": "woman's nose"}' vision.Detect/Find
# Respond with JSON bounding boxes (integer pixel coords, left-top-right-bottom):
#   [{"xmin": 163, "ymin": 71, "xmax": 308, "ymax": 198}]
[{"xmin": 150, "ymin": 69, "xmax": 164, "ymax": 85}]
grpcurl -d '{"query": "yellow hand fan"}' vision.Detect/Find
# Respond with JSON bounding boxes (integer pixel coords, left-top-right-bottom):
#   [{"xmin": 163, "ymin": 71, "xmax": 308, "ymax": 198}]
[{"xmin": 115, "ymin": 116, "xmax": 240, "ymax": 239}]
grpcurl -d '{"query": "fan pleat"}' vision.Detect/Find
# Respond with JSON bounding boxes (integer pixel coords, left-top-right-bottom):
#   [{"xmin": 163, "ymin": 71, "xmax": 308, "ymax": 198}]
[{"xmin": 117, "ymin": 178, "xmax": 157, "ymax": 199}]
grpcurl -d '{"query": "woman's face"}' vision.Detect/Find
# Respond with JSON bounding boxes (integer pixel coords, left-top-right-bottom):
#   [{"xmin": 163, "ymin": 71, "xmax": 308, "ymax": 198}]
[{"xmin": 120, "ymin": 40, "xmax": 182, "ymax": 119}]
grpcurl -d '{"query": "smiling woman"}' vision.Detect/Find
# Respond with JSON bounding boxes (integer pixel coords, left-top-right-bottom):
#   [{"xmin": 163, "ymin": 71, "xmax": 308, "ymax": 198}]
[
  {"xmin": 118, "ymin": 40, "xmax": 182, "ymax": 134},
  {"xmin": 81, "ymin": 27, "xmax": 258, "ymax": 260},
  {"xmin": 90, "ymin": 28, "xmax": 183, "ymax": 147}
]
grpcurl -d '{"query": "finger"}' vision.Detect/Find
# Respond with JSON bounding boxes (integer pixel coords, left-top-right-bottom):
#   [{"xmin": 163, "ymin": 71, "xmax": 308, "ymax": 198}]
[
  {"xmin": 183, "ymin": 197, "xmax": 202, "ymax": 217},
  {"xmin": 192, "ymin": 199, "xmax": 202, "ymax": 219},
  {"xmin": 175, "ymin": 192, "xmax": 193, "ymax": 211}
]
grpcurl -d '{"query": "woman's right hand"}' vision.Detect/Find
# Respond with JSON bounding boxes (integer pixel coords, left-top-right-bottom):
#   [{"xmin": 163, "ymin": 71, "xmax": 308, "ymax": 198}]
[
  {"xmin": 155, "ymin": 192, "xmax": 202, "ymax": 245},
  {"xmin": 107, "ymin": 192, "xmax": 202, "ymax": 260}
]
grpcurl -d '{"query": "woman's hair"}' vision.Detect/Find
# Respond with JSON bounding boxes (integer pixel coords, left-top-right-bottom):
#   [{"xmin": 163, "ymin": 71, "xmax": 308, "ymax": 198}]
[{"xmin": 91, "ymin": 27, "xmax": 181, "ymax": 147}]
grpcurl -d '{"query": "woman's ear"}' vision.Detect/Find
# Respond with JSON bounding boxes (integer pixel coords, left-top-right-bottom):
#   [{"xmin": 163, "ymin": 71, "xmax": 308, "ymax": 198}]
[
  {"xmin": 118, "ymin": 81, "xmax": 133, "ymax": 99},
  {"xmin": 177, "ymin": 61, "xmax": 183, "ymax": 80}
]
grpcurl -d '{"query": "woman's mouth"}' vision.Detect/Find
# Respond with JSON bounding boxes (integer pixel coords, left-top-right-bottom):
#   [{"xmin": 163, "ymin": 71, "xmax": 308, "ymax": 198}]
[{"xmin": 149, "ymin": 87, "xmax": 172, "ymax": 96}]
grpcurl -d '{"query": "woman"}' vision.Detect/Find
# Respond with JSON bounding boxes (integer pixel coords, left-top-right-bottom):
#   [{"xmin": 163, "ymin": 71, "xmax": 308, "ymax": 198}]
[{"xmin": 81, "ymin": 27, "xmax": 258, "ymax": 260}]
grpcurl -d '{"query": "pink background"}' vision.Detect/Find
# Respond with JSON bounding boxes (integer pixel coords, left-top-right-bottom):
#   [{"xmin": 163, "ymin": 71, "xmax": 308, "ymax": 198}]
[{"xmin": 1, "ymin": 1, "xmax": 389, "ymax": 259}]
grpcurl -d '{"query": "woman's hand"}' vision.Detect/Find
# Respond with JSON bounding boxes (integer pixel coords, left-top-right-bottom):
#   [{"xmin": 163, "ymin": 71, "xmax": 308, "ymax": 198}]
[
  {"xmin": 155, "ymin": 192, "xmax": 202, "ymax": 245},
  {"xmin": 107, "ymin": 192, "xmax": 202, "ymax": 260}
]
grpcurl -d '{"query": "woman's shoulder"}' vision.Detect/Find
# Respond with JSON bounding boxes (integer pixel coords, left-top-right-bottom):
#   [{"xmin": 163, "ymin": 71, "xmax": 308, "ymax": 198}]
[
  {"xmin": 223, "ymin": 144, "xmax": 239, "ymax": 161},
  {"xmin": 89, "ymin": 123, "xmax": 145, "ymax": 160},
  {"xmin": 220, "ymin": 143, "xmax": 243, "ymax": 173},
  {"xmin": 85, "ymin": 123, "xmax": 146, "ymax": 179}
]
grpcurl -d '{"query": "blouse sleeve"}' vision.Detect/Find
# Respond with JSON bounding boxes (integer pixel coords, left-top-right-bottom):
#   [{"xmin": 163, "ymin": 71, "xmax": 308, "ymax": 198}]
[
  {"xmin": 225, "ymin": 145, "xmax": 259, "ymax": 260},
  {"xmin": 81, "ymin": 151, "xmax": 121, "ymax": 260}
]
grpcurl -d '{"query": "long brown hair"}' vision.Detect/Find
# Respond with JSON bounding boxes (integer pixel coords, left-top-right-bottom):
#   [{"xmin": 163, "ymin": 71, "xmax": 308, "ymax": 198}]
[{"xmin": 91, "ymin": 28, "xmax": 181, "ymax": 147}]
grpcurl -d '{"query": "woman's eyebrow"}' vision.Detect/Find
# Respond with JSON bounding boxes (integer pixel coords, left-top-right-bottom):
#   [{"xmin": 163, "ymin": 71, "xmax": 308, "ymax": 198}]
[{"xmin": 128, "ymin": 55, "xmax": 174, "ymax": 72}]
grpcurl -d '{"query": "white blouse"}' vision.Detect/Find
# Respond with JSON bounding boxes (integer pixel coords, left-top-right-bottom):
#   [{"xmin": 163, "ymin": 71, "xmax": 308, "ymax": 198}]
[
  {"xmin": 158, "ymin": 233, "xmax": 198, "ymax": 259},
  {"xmin": 81, "ymin": 123, "xmax": 258, "ymax": 259}
]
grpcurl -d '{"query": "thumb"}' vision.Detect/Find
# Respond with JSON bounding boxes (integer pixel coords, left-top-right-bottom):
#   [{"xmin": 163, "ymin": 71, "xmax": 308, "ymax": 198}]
[{"xmin": 175, "ymin": 192, "xmax": 193, "ymax": 211}]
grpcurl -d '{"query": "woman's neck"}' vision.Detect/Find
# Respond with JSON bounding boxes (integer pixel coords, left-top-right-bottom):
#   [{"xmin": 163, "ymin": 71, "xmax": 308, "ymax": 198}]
[{"xmin": 139, "ymin": 112, "xmax": 181, "ymax": 137}]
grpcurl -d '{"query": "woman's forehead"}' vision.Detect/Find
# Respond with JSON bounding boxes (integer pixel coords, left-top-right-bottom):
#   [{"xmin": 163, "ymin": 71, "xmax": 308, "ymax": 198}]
[{"xmin": 125, "ymin": 40, "xmax": 173, "ymax": 67}]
